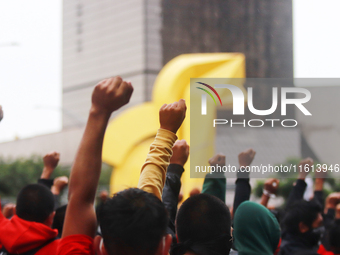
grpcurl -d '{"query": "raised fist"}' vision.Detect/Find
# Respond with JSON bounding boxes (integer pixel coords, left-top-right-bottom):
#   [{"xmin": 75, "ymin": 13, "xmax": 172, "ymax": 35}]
[
  {"xmin": 91, "ymin": 77, "xmax": 133, "ymax": 116},
  {"xmin": 264, "ymin": 178, "xmax": 280, "ymax": 195},
  {"xmin": 238, "ymin": 149, "xmax": 256, "ymax": 168},
  {"xmin": 51, "ymin": 176, "xmax": 69, "ymax": 195},
  {"xmin": 43, "ymin": 151, "xmax": 60, "ymax": 170},
  {"xmin": 170, "ymin": 140, "xmax": 190, "ymax": 166},
  {"xmin": 159, "ymin": 99, "xmax": 186, "ymax": 134},
  {"xmin": 325, "ymin": 192, "xmax": 340, "ymax": 209},
  {"xmin": 298, "ymin": 157, "xmax": 313, "ymax": 179},
  {"xmin": 209, "ymin": 154, "xmax": 226, "ymax": 166}
]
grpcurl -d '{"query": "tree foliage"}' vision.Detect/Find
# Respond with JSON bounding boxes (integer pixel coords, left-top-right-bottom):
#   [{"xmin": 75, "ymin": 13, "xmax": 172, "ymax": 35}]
[{"xmin": 0, "ymin": 156, "xmax": 112, "ymax": 199}]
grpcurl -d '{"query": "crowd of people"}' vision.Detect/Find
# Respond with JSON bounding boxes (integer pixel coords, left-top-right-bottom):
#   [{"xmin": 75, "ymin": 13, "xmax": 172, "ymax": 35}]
[{"xmin": 0, "ymin": 77, "xmax": 340, "ymax": 255}]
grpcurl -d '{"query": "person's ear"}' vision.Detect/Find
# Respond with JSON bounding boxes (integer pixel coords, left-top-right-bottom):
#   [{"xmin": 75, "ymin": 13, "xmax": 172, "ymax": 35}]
[
  {"xmin": 94, "ymin": 235, "xmax": 108, "ymax": 255},
  {"xmin": 299, "ymin": 222, "xmax": 309, "ymax": 233},
  {"xmin": 44, "ymin": 211, "xmax": 55, "ymax": 227}
]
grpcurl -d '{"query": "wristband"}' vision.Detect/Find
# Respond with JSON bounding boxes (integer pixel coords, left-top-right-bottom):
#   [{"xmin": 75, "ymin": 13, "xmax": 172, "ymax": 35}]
[{"xmin": 263, "ymin": 189, "xmax": 276, "ymax": 198}]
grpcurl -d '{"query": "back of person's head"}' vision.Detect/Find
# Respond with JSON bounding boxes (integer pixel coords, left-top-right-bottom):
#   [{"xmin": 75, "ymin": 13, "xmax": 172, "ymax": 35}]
[
  {"xmin": 99, "ymin": 188, "xmax": 168, "ymax": 255},
  {"xmin": 16, "ymin": 184, "xmax": 55, "ymax": 224},
  {"xmin": 233, "ymin": 201, "xmax": 281, "ymax": 255},
  {"xmin": 282, "ymin": 200, "xmax": 322, "ymax": 235},
  {"xmin": 52, "ymin": 204, "xmax": 67, "ymax": 237},
  {"xmin": 326, "ymin": 219, "xmax": 340, "ymax": 253},
  {"xmin": 173, "ymin": 193, "xmax": 232, "ymax": 255}
]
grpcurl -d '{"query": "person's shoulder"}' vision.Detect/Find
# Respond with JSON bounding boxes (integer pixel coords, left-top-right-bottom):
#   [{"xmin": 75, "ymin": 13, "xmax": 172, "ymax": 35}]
[
  {"xmin": 36, "ymin": 238, "xmax": 59, "ymax": 255},
  {"xmin": 56, "ymin": 235, "xmax": 94, "ymax": 255}
]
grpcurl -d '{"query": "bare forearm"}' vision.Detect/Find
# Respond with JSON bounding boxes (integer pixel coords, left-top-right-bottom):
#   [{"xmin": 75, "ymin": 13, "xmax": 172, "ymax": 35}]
[
  {"xmin": 260, "ymin": 194, "xmax": 270, "ymax": 207},
  {"xmin": 314, "ymin": 178, "xmax": 324, "ymax": 191},
  {"xmin": 40, "ymin": 167, "xmax": 54, "ymax": 179},
  {"xmin": 68, "ymin": 109, "xmax": 110, "ymax": 204}
]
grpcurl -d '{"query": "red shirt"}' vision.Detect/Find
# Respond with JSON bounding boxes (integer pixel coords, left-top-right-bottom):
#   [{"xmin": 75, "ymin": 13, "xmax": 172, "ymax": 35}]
[{"xmin": 57, "ymin": 235, "xmax": 94, "ymax": 255}]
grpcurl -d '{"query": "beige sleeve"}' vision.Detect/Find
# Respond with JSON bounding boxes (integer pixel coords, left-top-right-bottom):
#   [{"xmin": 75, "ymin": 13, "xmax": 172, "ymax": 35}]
[{"xmin": 137, "ymin": 128, "xmax": 177, "ymax": 200}]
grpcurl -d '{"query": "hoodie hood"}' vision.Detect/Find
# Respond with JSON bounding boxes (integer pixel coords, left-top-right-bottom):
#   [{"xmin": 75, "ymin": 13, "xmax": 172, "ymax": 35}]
[
  {"xmin": 233, "ymin": 201, "xmax": 281, "ymax": 255},
  {"xmin": 0, "ymin": 213, "xmax": 58, "ymax": 254}
]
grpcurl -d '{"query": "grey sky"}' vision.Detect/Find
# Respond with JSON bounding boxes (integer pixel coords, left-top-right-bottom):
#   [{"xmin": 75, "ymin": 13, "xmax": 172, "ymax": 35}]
[{"xmin": 0, "ymin": 0, "xmax": 340, "ymax": 142}]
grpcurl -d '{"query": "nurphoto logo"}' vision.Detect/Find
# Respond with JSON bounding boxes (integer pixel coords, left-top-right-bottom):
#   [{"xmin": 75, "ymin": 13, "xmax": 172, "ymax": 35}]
[{"xmin": 196, "ymin": 82, "xmax": 312, "ymax": 128}]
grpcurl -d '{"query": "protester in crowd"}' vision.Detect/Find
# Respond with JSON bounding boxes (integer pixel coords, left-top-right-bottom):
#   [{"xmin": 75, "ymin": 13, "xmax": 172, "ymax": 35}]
[
  {"xmin": 201, "ymin": 153, "xmax": 227, "ymax": 202},
  {"xmin": 0, "ymin": 183, "xmax": 59, "ymax": 254},
  {"xmin": 172, "ymin": 193, "xmax": 233, "ymax": 255},
  {"xmin": 318, "ymin": 194, "xmax": 340, "ymax": 255},
  {"xmin": 39, "ymin": 151, "xmax": 69, "ymax": 209},
  {"xmin": 162, "ymin": 139, "xmax": 190, "ymax": 244},
  {"xmin": 285, "ymin": 158, "xmax": 314, "ymax": 208},
  {"xmin": 279, "ymin": 159, "xmax": 327, "ymax": 255},
  {"xmin": 57, "ymin": 76, "xmax": 187, "ymax": 255},
  {"xmin": 279, "ymin": 199, "xmax": 323, "ymax": 255},
  {"xmin": 234, "ymin": 201, "xmax": 281, "ymax": 255},
  {"xmin": 232, "ymin": 149, "xmax": 256, "ymax": 218}
]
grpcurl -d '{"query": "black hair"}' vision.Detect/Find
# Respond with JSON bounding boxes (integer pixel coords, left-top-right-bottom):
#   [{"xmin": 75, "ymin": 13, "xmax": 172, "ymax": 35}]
[
  {"xmin": 175, "ymin": 194, "xmax": 232, "ymax": 254},
  {"xmin": 328, "ymin": 219, "xmax": 340, "ymax": 250},
  {"xmin": 52, "ymin": 204, "xmax": 67, "ymax": 237},
  {"xmin": 99, "ymin": 188, "xmax": 168, "ymax": 255},
  {"xmin": 281, "ymin": 199, "xmax": 322, "ymax": 234},
  {"xmin": 16, "ymin": 184, "xmax": 55, "ymax": 223}
]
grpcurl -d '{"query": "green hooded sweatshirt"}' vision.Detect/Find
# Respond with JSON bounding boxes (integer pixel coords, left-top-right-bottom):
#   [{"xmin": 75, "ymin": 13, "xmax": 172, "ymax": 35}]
[{"xmin": 233, "ymin": 201, "xmax": 281, "ymax": 255}]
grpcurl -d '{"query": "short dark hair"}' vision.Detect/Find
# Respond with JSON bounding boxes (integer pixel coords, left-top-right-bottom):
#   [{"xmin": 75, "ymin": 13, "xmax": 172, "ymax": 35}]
[
  {"xmin": 282, "ymin": 200, "xmax": 322, "ymax": 234},
  {"xmin": 16, "ymin": 184, "xmax": 55, "ymax": 223},
  {"xmin": 175, "ymin": 194, "xmax": 232, "ymax": 254},
  {"xmin": 328, "ymin": 219, "xmax": 340, "ymax": 249},
  {"xmin": 99, "ymin": 188, "xmax": 168, "ymax": 255}
]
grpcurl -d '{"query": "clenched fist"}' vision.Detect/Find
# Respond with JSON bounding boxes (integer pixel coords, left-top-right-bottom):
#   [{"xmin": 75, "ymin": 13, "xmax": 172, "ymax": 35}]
[
  {"xmin": 51, "ymin": 176, "xmax": 69, "ymax": 195},
  {"xmin": 170, "ymin": 140, "xmax": 190, "ymax": 166},
  {"xmin": 238, "ymin": 149, "xmax": 256, "ymax": 168},
  {"xmin": 209, "ymin": 154, "xmax": 226, "ymax": 167},
  {"xmin": 159, "ymin": 99, "xmax": 186, "ymax": 134},
  {"xmin": 298, "ymin": 157, "xmax": 313, "ymax": 179},
  {"xmin": 43, "ymin": 151, "xmax": 60, "ymax": 170},
  {"xmin": 264, "ymin": 178, "xmax": 280, "ymax": 195},
  {"xmin": 91, "ymin": 77, "xmax": 133, "ymax": 116}
]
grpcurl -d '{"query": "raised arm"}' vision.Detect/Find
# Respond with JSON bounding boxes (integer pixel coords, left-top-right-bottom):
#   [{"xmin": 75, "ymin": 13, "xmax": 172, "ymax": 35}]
[
  {"xmin": 162, "ymin": 140, "xmax": 189, "ymax": 239},
  {"xmin": 38, "ymin": 151, "xmax": 60, "ymax": 188},
  {"xmin": 202, "ymin": 154, "xmax": 227, "ymax": 203},
  {"xmin": 233, "ymin": 149, "xmax": 256, "ymax": 217},
  {"xmin": 260, "ymin": 178, "xmax": 279, "ymax": 207},
  {"xmin": 285, "ymin": 158, "xmax": 313, "ymax": 208},
  {"xmin": 62, "ymin": 77, "xmax": 133, "ymax": 238},
  {"xmin": 138, "ymin": 100, "xmax": 186, "ymax": 200}
]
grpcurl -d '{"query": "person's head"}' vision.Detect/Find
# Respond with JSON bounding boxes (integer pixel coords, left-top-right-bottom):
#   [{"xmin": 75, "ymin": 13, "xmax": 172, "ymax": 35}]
[
  {"xmin": 233, "ymin": 201, "xmax": 281, "ymax": 255},
  {"xmin": 282, "ymin": 200, "xmax": 323, "ymax": 247},
  {"xmin": 173, "ymin": 194, "xmax": 232, "ymax": 255},
  {"xmin": 97, "ymin": 188, "xmax": 171, "ymax": 255},
  {"xmin": 16, "ymin": 184, "xmax": 55, "ymax": 227},
  {"xmin": 325, "ymin": 219, "xmax": 340, "ymax": 254},
  {"xmin": 282, "ymin": 200, "xmax": 323, "ymax": 235}
]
